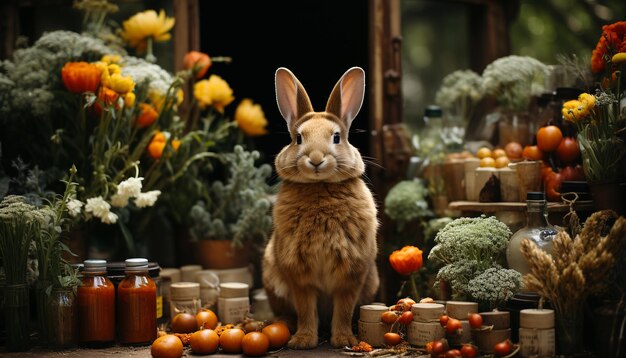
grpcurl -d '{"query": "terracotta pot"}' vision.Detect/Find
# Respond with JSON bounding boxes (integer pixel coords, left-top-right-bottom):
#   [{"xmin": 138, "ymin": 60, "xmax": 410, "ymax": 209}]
[{"xmin": 194, "ymin": 240, "xmax": 251, "ymax": 269}]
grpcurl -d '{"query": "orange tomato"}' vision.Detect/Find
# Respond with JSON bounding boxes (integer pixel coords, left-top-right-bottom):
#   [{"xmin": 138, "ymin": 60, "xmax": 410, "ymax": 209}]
[
  {"xmin": 219, "ymin": 328, "xmax": 245, "ymax": 353},
  {"xmin": 381, "ymin": 311, "xmax": 398, "ymax": 324},
  {"xmin": 170, "ymin": 313, "xmax": 198, "ymax": 334},
  {"xmin": 151, "ymin": 334, "xmax": 183, "ymax": 358},
  {"xmin": 189, "ymin": 329, "xmax": 219, "ymax": 355},
  {"xmin": 536, "ymin": 125, "xmax": 563, "ymax": 152},
  {"xmin": 476, "ymin": 147, "xmax": 492, "ymax": 159},
  {"xmin": 492, "ymin": 148, "xmax": 507, "ymax": 158},
  {"xmin": 504, "ymin": 141, "xmax": 523, "ymax": 159},
  {"xmin": 479, "ymin": 157, "xmax": 496, "ymax": 167},
  {"xmin": 196, "ymin": 309, "xmax": 218, "ymax": 330},
  {"xmin": 261, "ymin": 322, "xmax": 291, "ymax": 349},
  {"xmin": 383, "ymin": 332, "xmax": 402, "ymax": 346},
  {"xmin": 495, "ymin": 156, "xmax": 510, "ymax": 168},
  {"xmin": 522, "ymin": 145, "xmax": 544, "ymax": 161},
  {"xmin": 241, "ymin": 331, "xmax": 270, "ymax": 356}
]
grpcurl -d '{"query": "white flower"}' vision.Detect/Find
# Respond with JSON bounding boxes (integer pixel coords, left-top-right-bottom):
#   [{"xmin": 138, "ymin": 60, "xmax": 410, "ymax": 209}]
[
  {"xmin": 121, "ymin": 56, "xmax": 176, "ymax": 97},
  {"xmin": 134, "ymin": 190, "xmax": 161, "ymax": 208},
  {"xmin": 84, "ymin": 196, "xmax": 111, "ymax": 219},
  {"xmin": 110, "ymin": 193, "xmax": 129, "ymax": 208},
  {"xmin": 101, "ymin": 211, "xmax": 118, "ymax": 224},
  {"xmin": 116, "ymin": 177, "xmax": 143, "ymax": 198},
  {"xmin": 66, "ymin": 199, "xmax": 83, "ymax": 217}
]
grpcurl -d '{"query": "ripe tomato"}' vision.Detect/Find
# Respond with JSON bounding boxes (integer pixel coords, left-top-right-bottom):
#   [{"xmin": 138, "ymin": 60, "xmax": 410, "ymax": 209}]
[
  {"xmin": 468, "ymin": 313, "xmax": 483, "ymax": 329},
  {"xmin": 381, "ymin": 311, "xmax": 399, "ymax": 324},
  {"xmin": 196, "ymin": 309, "xmax": 218, "ymax": 330},
  {"xmin": 493, "ymin": 339, "xmax": 512, "ymax": 356},
  {"xmin": 460, "ymin": 343, "xmax": 478, "ymax": 358},
  {"xmin": 383, "ymin": 332, "xmax": 402, "ymax": 346},
  {"xmin": 396, "ymin": 297, "xmax": 416, "ymax": 311},
  {"xmin": 398, "ymin": 311, "xmax": 414, "ymax": 325},
  {"xmin": 189, "ymin": 329, "xmax": 219, "ymax": 355},
  {"xmin": 445, "ymin": 318, "xmax": 463, "ymax": 335},
  {"xmin": 431, "ymin": 338, "xmax": 449, "ymax": 354},
  {"xmin": 537, "ymin": 125, "xmax": 563, "ymax": 152},
  {"xmin": 504, "ymin": 141, "xmax": 523, "ymax": 159},
  {"xmin": 261, "ymin": 322, "xmax": 291, "ymax": 349},
  {"xmin": 219, "ymin": 328, "xmax": 245, "ymax": 353},
  {"xmin": 522, "ymin": 145, "xmax": 544, "ymax": 161},
  {"xmin": 241, "ymin": 331, "xmax": 270, "ymax": 357},
  {"xmin": 151, "ymin": 334, "xmax": 184, "ymax": 358},
  {"xmin": 170, "ymin": 312, "xmax": 198, "ymax": 333},
  {"xmin": 439, "ymin": 315, "xmax": 449, "ymax": 327},
  {"xmin": 445, "ymin": 349, "xmax": 463, "ymax": 358},
  {"xmin": 544, "ymin": 171, "xmax": 564, "ymax": 202},
  {"xmin": 556, "ymin": 137, "xmax": 580, "ymax": 164}
]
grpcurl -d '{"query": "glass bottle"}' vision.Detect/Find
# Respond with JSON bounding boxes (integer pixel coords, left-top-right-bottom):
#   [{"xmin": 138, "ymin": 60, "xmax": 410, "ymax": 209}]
[
  {"xmin": 77, "ymin": 259, "xmax": 115, "ymax": 346},
  {"xmin": 47, "ymin": 287, "xmax": 78, "ymax": 348},
  {"xmin": 117, "ymin": 258, "xmax": 157, "ymax": 345},
  {"xmin": 506, "ymin": 191, "xmax": 558, "ymax": 276}
]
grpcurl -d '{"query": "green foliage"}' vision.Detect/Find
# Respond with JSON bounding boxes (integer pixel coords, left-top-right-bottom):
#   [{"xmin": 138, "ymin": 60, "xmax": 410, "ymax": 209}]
[
  {"xmin": 188, "ymin": 145, "xmax": 274, "ymax": 246},
  {"xmin": 384, "ymin": 179, "xmax": 433, "ymax": 230}
]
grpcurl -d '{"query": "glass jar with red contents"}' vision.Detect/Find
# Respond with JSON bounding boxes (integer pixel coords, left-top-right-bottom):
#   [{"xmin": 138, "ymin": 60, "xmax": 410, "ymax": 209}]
[
  {"xmin": 117, "ymin": 258, "xmax": 156, "ymax": 345},
  {"xmin": 77, "ymin": 259, "xmax": 115, "ymax": 347}
]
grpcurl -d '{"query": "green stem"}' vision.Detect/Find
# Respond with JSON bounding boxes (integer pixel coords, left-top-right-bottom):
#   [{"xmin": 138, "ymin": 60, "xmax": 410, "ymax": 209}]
[
  {"xmin": 409, "ymin": 272, "xmax": 419, "ymax": 300},
  {"xmin": 146, "ymin": 37, "xmax": 156, "ymax": 63}
]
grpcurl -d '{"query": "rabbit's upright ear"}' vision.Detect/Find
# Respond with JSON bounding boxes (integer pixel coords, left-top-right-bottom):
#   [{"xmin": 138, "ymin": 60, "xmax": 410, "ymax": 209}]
[
  {"xmin": 275, "ymin": 67, "xmax": 314, "ymax": 131},
  {"xmin": 325, "ymin": 67, "xmax": 365, "ymax": 129}
]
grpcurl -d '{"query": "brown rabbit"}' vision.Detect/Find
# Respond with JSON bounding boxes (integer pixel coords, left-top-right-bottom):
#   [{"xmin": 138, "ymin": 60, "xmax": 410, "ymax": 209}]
[{"xmin": 262, "ymin": 67, "xmax": 379, "ymax": 349}]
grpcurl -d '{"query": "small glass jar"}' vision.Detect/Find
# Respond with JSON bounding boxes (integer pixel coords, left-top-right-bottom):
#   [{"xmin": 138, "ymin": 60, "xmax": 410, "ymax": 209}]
[
  {"xmin": 170, "ymin": 282, "xmax": 202, "ymax": 318},
  {"xmin": 195, "ymin": 270, "xmax": 220, "ymax": 312},
  {"xmin": 77, "ymin": 259, "xmax": 115, "ymax": 347},
  {"xmin": 47, "ymin": 287, "xmax": 78, "ymax": 348},
  {"xmin": 218, "ymin": 282, "xmax": 250, "ymax": 325},
  {"xmin": 117, "ymin": 258, "xmax": 157, "ymax": 345}
]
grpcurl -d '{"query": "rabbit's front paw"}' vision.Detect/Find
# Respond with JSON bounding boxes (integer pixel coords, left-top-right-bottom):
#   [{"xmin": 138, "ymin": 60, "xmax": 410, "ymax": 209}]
[
  {"xmin": 330, "ymin": 332, "xmax": 359, "ymax": 348},
  {"xmin": 287, "ymin": 332, "xmax": 318, "ymax": 349}
]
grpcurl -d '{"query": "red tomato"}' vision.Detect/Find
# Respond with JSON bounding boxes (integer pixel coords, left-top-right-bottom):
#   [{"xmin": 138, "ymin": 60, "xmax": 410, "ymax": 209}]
[
  {"xmin": 504, "ymin": 141, "xmax": 523, "ymax": 159},
  {"xmin": 537, "ymin": 125, "xmax": 563, "ymax": 152},
  {"xmin": 151, "ymin": 334, "xmax": 184, "ymax": 358},
  {"xmin": 468, "ymin": 313, "xmax": 483, "ymax": 329},
  {"xmin": 493, "ymin": 339, "xmax": 512, "ymax": 356},
  {"xmin": 189, "ymin": 329, "xmax": 219, "ymax": 355},
  {"xmin": 460, "ymin": 343, "xmax": 478, "ymax": 358},
  {"xmin": 556, "ymin": 137, "xmax": 580, "ymax": 164},
  {"xmin": 381, "ymin": 311, "xmax": 399, "ymax": 324},
  {"xmin": 544, "ymin": 171, "xmax": 564, "ymax": 202},
  {"xmin": 398, "ymin": 311, "xmax": 414, "ymax": 325},
  {"xmin": 445, "ymin": 318, "xmax": 463, "ymax": 335},
  {"xmin": 241, "ymin": 331, "xmax": 270, "ymax": 357},
  {"xmin": 431, "ymin": 339, "xmax": 449, "ymax": 354},
  {"xmin": 196, "ymin": 309, "xmax": 218, "ymax": 330},
  {"xmin": 439, "ymin": 315, "xmax": 449, "ymax": 327},
  {"xmin": 383, "ymin": 332, "xmax": 402, "ymax": 346},
  {"xmin": 522, "ymin": 145, "xmax": 545, "ymax": 161},
  {"xmin": 396, "ymin": 297, "xmax": 416, "ymax": 311},
  {"xmin": 445, "ymin": 349, "xmax": 462, "ymax": 358},
  {"xmin": 261, "ymin": 322, "xmax": 291, "ymax": 349},
  {"xmin": 573, "ymin": 164, "xmax": 586, "ymax": 181},
  {"xmin": 170, "ymin": 313, "xmax": 198, "ymax": 333}
]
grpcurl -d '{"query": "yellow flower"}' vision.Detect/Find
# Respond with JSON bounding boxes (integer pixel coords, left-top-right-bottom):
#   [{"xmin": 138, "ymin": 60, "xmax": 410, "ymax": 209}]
[
  {"xmin": 107, "ymin": 73, "xmax": 135, "ymax": 95},
  {"xmin": 612, "ymin": 52, "xmax": 626, "ymax": 65},
  {"xmin": 562, "ymin": 100, "xmax": 581, "ymax": 122},
  {"xmin": 193, "ymin": 75, "xmax": 234, "ymax": 112},
  {"xmin": 120, "ymin": 9, "xmax": 175, "ymax": 51},
  {"xmin": 101, "ymin": 54, "xmax": 121, "ymax": 64},
  {"xmin": 234, "ymin": 99, "xmax": 268, "ymax": 137},
  {"xmin": 578, "ymin": 92, "xmax": 595, "ymax": 109},
  {"xmin": 124, "ymin": 92, "xmax": 136, "ymax": 108}
]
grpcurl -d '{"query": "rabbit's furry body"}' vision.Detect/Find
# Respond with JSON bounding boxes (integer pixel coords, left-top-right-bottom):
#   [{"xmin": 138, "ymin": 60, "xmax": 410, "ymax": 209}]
[{"xmin": 262, "ymin": 67, "xmax": 379, "ymax": 349}]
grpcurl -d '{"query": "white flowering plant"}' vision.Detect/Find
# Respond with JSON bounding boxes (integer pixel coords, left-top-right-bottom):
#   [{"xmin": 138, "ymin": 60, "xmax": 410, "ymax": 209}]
[
  {"xmin": 435, "ymin": 69, "xmax": 484, "ymax": 128},
  {"xmin": 481, "ymin": 55, "xmax": 551, "ymax": 112},
  {"xmin": 428, "ymin": 215, "xmax": 522, "ymax": 309}
]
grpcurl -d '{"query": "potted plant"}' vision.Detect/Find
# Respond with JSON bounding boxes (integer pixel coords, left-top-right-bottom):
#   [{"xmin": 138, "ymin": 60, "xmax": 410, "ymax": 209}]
[{"xmin": 188, "ymin": 145, "xmax": 274, "ymax": 269}]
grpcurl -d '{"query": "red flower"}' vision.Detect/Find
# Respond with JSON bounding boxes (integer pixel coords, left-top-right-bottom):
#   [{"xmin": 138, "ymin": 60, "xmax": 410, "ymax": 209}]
[
  {"xmin": 61, "ymin": 62, "xmax": 102, "ymax": 94},
  {"xmin": 389, "ymin": 246, "xmax": 423, "ymax": 276},
  {"xmin": 591, "ymin": 21, "xmax": 626, "ymax": 73}
]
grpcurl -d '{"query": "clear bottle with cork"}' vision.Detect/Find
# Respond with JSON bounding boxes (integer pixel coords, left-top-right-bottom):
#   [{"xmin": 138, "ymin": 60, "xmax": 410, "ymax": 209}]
[
  {"xmin": 77, "ymin": 259, "xmax": 115, "ymax": 347},
  {"xmin": 506, "ymin": 191, "xmax": 558, "ymax": 276},
  {"xmin": 117, "ymin": 258, "xmax": 157, "ymax": 345}
]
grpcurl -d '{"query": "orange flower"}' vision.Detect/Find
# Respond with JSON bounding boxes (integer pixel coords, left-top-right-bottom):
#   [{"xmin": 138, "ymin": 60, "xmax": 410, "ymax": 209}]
[
  {"xmin": 389, "ymin": 245, "xmax": 423, "ymax": 276},
  {"xmin": 92, "ymin": 86, "xmax": 120, "ymax": 116},
  {"xmin": 184, "ymin": 51, "xmax": 212, "ymax": 79},
  {"xmin": 147, "ymin": 131, "xmax": 179, "ymax": 159},
  {"xmin": 135, "ymin": 103, "xmax": 159, "ymax": 128},
  {"xmin": 61, "ymin": 62, "xmax": 102, "ymax": 94},
  {"xmin": 591, "ymin": 21, "xmax": 626, "ymax": 73}
]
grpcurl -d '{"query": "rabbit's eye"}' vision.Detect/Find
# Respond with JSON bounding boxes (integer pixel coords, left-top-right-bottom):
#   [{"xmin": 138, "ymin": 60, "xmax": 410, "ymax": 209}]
[
  {"xmin": 333, "ymin": 132, "xmax": 340, "ymax": 144},
  {"xmin": 296, "ymin": 133, "xmax": 302, "ymax": 145}
]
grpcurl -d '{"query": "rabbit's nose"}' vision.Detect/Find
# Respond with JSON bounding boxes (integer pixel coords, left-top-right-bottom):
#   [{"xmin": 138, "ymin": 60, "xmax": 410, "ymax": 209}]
[{"xmin": 308, "ymin": 151, "xmax": 325, "ymax": 167}]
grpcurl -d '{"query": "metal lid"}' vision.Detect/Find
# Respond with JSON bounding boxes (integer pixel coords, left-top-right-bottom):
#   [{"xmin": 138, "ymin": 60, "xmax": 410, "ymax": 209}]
[
  {"xmin": 125, "ymin": 258, "xmax": 148, "ymax": 268},
  {"xmin": 219, "ymin": 282, "xmax": 249, "ymax": 298},
  {"xmin": 424, "ymin": 105, "xmax": 442, "ymax": 117},
  {"xmin": 527, "ymin": 191, "xmax": 545, "ymax": 201},
  {"xmin": 84, "ymin": 259, "xmax": 107, "ymax": 268},
  {"xmin": 170, "ymin": 282, "xmax": 201, "ymax": 300}
]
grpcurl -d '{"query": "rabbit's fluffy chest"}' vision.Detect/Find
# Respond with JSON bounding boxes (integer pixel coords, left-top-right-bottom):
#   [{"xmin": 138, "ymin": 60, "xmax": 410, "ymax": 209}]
[{"xmin": 271, "ymin": 179, "xmax": 378, "ymax": 291}]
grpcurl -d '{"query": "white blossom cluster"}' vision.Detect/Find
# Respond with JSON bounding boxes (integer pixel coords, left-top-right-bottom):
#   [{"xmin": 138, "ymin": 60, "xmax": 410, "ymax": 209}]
[
  {"xmin": 481, "ymin": 55, "xmax": 551, "ymax": 111},
  {"xmin": 435, "ymin": 69, "xmax": 483, "ymax": 113},
  {"xmin": 121, "ymin": 56, "xmax": 177, "ymax": 98},
  {"xmin": 466, "ymin": 267, "xmax": 522, "ymax": 304}
]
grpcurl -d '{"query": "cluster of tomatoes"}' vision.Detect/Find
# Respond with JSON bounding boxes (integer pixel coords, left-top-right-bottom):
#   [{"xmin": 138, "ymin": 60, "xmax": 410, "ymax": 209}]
[
  {"xmin": 379, "ymin": 297, "xmax": 417, "ymax": 346},
  {"xmin": 151, "ymin": 309, "xmax": 291, "ymax": 358},
  {"xmin": 524, "ymin": 124, "xmax": 585, "ymax": 201}
]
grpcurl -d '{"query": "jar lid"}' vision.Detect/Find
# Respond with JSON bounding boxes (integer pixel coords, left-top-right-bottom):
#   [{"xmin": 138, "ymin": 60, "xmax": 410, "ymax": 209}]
[
  {"xmin": 359, "ymin": 304, "xmax": 389, "ymax": 322},
  {"xmin": 424, "ymin": 105, "xmax": 442, "ymax": 117},
  {"xmin": 125, "ymin": 258, "xmax": 148, "ymax": 268},
  {"xmin": 160, "ymin": 268, "xmax": 181, "ymax": 283},
  {"xmin": 107, "ymin": 261, "xmax": 160, "ymax": 278},
  {"xmin": 195, "ymin": 270, "xmax": 220, "ymax": 288},
  {"xmin": 446, "ymin": 301, "xmax": 478, "ymax": 320},
  {"xmin": 170, "ymin": 282, "xmax": 201, "ymax": 300},
  {"xmin": 219, "ymin": 282, "xmax": 249, "ymax": 298},
  {"xmin": 180, "ymin": 265, "xmax": 203, "ymax": 273},
  {"xmin": 84, "ymin": 259, "xmax": 107, "ymax": 268},
  {"xmin": 527, "ymin": 191, "xmax": 545, "ymax": 201},
  {"xmin": 520, "ymin": 308, "xmax": 554, "ymax": 329}
]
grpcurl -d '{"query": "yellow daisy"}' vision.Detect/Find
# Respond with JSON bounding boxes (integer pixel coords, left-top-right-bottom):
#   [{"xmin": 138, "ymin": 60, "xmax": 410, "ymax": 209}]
[
  {"xmin": 120, "ymin": 9, "xmax": 175, "ymax": 51},
  {"xmin": 234, "ymin": 99, "xmax": 268, "ymax": 137},
  {"xmin": 193, "ymin": 75, "xmax": 234, "ymax": 113}
]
